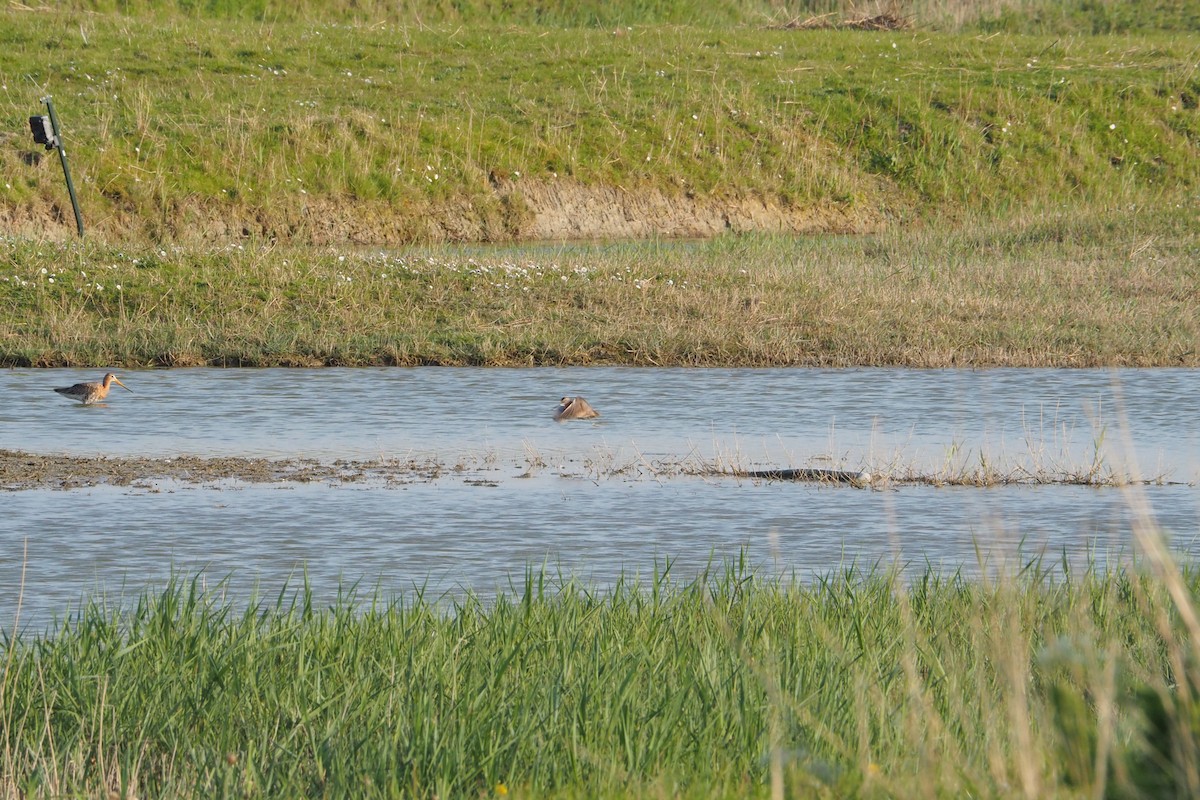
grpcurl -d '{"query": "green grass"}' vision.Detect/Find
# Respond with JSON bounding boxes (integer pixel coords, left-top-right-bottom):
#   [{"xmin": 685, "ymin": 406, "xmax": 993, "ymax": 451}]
[
  {"xmin": 3, "ymin": 4, "xmax": 1198, "ymax": 797},
  {"xmin": 0, "ymin": 4, "xmax": 1196, "ymax": 367},
  {"xmin": 1, "ymin": 206, "xmax": 1196, "ymax": 368},
  {"xmin": 4, "ymin": 554, "xmax": 1200, "ymax": 798},
  {"xmin": 34, "ymin": 0, "xmax": 1200, "ymax": 33},
  {"xmin": 0, "ymin": 9, "xmax": 1197, "ymax": 243}
]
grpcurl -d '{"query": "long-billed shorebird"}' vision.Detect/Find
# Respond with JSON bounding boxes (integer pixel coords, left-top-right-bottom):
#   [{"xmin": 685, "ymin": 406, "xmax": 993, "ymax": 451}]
[
  {"xmin": 54, "ymin": 373, "xmax": 133, "ymax": 405},
  {"xmin": 554, "ymin": 395, "xmax": 599, "ymax": 421}
]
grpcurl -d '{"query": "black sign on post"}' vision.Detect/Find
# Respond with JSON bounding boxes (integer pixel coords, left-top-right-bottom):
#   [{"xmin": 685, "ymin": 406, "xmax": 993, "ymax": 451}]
[
  {"xmin": 29, "ymin": 115, "xmax": 55, "ymax": 148},
  {"xmin": 29, "ymin": 96, "xmax": 84, "ymax": 237}
]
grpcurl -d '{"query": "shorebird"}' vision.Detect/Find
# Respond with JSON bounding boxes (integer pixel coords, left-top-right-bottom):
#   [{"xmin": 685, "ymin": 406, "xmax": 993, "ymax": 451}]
[
  {"xmin": 54, "ymin": 373, "xmax": 133, "ymax": 405},
  {"xmin": 554, "ymin": 395, "xmax": 599, "ymax": 421}
]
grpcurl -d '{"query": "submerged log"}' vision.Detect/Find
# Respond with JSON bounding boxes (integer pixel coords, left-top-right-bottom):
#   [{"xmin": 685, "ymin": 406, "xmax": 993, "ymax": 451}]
[{"xmin": 734, "ymin": 467, "xmax": 872, "ymax": 485}]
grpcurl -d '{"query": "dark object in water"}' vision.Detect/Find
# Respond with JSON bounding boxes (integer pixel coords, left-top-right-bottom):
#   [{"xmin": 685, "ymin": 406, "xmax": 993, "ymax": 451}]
[{"xmin": 736, "ymin": 467, "xmax": 871, "ymax": 485}]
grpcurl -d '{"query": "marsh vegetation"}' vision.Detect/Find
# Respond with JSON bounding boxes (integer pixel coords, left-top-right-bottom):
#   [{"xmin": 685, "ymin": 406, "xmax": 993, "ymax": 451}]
[
  {"xmin": 2, "ymin": 3, "xmax": 1199, "ymax": 797},
  {"xmin": 2, "ymin": 1, "xmax": 1197, "ymax": 368},
  {"xmin": 2, "ymin": 209, "xmax": 1197, "ymax": 368},
  {"xmin": 4, "ymin": 557, "xmax": 1200, "ymax": 799}
]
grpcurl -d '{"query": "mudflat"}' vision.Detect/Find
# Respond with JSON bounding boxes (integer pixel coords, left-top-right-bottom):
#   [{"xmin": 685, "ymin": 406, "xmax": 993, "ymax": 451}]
[{"xmin": 0, "ymin": 449, "xmax": 446, "ymax": 490}]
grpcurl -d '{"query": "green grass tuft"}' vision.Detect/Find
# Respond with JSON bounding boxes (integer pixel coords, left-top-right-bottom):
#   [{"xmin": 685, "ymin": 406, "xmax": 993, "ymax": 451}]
[{"xmin": 4, "ymin": 558, "xmax": 1200, "ymax": 798}]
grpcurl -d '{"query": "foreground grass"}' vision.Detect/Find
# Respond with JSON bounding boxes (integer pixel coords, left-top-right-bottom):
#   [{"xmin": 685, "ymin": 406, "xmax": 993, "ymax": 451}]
[
  {"xmin": 3, "ymin": 556, "xmax": 1200, "ymax": 798},
  {"xmin": 1, "ymin": 207, "xmax": 1196, "ymax": 367}
]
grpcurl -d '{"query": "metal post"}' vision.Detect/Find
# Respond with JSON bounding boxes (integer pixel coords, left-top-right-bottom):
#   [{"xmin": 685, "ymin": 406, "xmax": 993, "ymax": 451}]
[{"xmin": 41, "ymin": 96, "xmax": 85, "ymax": 237}]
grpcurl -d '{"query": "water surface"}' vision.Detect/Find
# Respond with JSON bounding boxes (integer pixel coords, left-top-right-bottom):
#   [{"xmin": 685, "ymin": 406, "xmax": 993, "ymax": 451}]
[{"xmin": 2, "ymin": 367, "xmax": 1197, "ymax": 630}]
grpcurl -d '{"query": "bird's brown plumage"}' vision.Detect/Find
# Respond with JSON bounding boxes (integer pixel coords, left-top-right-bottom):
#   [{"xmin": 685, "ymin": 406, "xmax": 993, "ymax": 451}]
[
  {"xmin": 54, "ymin": 373, "xmax": 132, "ymax": 405},
  {"xmin": 554, "ymin": 395, "xmax": 599, "ymax": 421}
]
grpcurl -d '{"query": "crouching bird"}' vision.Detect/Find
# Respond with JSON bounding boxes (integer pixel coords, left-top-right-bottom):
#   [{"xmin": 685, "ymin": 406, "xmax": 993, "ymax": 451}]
[{"xmin": 554, "ymin": 395, "xmax": 599, "ymax": 421}]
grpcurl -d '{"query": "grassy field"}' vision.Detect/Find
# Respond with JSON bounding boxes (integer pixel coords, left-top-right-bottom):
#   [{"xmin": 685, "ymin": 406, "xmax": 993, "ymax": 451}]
[
  {"xmin": 2, "ymin": 206, "xmax": 1196, "ymax": 367},
  {"xmin": 4, "ymin": 551, "xmax": 1200, "ymax": 799},
  {"xmin": 31, "ymin": 0, "xmax": 1200, "ymax": 34},
  {"xmin": 0, "ymin": 4, "xmax": 1197, "ymax": 240},
  {"xmin": 0, "ymin": 2, "xmax": 1197, "ymax": 367}
]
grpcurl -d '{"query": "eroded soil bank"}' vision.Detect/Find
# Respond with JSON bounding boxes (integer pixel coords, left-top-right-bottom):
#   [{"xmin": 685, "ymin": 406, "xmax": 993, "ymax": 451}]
[{"xmin": 1, "ymin": 180, "xmax": 883, "ymax": 245}]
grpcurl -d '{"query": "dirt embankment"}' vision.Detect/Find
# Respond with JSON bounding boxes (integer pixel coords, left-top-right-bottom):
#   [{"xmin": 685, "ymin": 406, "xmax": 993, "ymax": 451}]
[
  {"xmin": 481, "ymin": 178, "xmax": 882, "ymax": 242},
  {"xmin": 1, "ymin": 178, "xmax": 885, "ymax": 245}
]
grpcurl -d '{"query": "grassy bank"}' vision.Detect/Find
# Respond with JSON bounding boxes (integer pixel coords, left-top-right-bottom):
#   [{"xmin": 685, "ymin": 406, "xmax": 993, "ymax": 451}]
[
  {"xmin": 1, "ymin": 6, "xmax": 1197, "ymax": 243},
  {"xmin": 3, "ymin": 556, "xmax": 1200, "ymax": 799},
  {"xmin": 1, "ymin": 3, "xmax": 1197, "ymax": 368},
  {"xmin": 32, "ymin": 0, "xmax": 1200, "ymax": 35},
  {"xmin": 2, "ymin": 207, "xmax": 1196, "ymax": 367}
]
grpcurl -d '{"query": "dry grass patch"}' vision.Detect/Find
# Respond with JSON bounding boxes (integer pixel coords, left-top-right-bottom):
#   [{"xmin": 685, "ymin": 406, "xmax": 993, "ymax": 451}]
[{"xmin": 1, "ymin": 206, "xmax": 1197, "ymax": 368}]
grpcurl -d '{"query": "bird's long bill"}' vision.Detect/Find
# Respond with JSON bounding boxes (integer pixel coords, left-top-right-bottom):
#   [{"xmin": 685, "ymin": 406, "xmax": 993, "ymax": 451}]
[{"xmin": 113, "ymin": 377, "xmax": 133, "ymax": 392}]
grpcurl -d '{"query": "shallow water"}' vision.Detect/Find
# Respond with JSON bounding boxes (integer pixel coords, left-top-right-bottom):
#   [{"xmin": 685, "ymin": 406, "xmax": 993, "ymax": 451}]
[
  {"xmin": 5, "ymin": 366, "xmax": 1199, "ymax": 471},
  {"xmin": 2, "ymin": 367, "xmax": 1198, "ymax": 630}
]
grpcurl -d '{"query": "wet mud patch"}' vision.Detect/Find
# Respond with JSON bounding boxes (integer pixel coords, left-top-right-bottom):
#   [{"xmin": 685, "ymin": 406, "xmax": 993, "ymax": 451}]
[
  {"xmin": 1, "ymin": 450, "xmax": 1175, "ymax": 492},
  {"xmin": 0, "ymin": 450, "xmax": 445, "ymax": 491}
]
